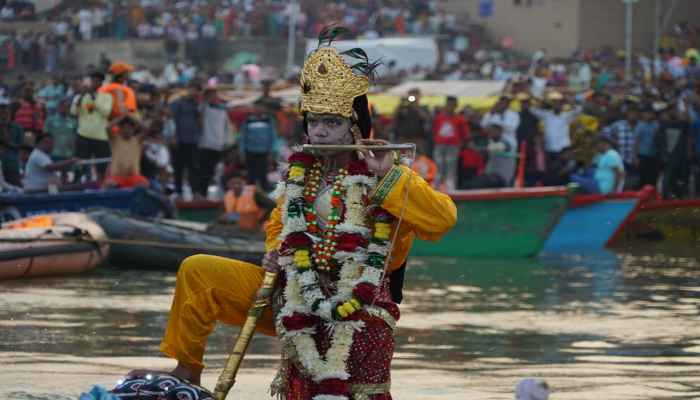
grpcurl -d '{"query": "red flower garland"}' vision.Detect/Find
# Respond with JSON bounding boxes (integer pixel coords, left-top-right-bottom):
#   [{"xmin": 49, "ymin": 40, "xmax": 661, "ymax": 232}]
[
  {"xmin": 335, "ymin": 233, "xmax": 368, "ymax": 252},
  {"xmin": 282, "ymin": 312, "xmax": 318, "ymax": 331},
  {"xmin": 353, "ymin": 282, "xmax": 377, "ymax": 304},
  {"xmin": 289, "ymin": 152, "xmax": 317, "ymax": 168},
  {"xmin": 316, "ymin": 378, "xmax": 349, "ymax": 396},
  {"xmin": 347, "ymin": 160, "xmax": 371, "ymax": 176},
  {"xmin": 281, "ymin": 232, "xmax": 312, "ymax": 254}
]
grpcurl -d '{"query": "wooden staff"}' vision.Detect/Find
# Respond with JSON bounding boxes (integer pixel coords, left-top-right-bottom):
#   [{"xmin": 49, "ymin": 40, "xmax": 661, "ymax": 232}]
[{"xmin": 213, "ymin": 270, "xmax": 278, "ymax": 400}]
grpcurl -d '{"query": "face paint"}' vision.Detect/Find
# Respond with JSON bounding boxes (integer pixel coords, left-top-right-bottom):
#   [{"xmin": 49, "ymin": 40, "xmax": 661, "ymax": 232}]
[{"xmin": 306, "ymin": 112, "xmax": 353, "ymax": 145}]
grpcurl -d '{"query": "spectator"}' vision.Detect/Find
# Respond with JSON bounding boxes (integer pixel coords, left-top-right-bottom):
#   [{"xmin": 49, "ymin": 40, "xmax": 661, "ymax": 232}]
[
  {"xmin": 658, "ymin": 106, "xmax": 691, "ymax": 199},
  {"xmin": 0, "ymin": 101, "xmax": 23, "ymax": 186},
  {"xmin": 458, "ymin": 137, "xmax": 485, "ymax": 189},
  {"xmin": 482, "ymin": 95, "xmax": 520, "ymax": 151},
  {"xmin": 432, "ymin": 96, "xmax": 468, "ymax": 191},
  {"xmin": 218, "ymin": 175, "xmax": 272, "ymax": 231},
  {"xmin": 22, "ymin": 134, "xmax": 77, "ymax": 192},
  {"xmin": 43, "ymin": 99, "xmax": 77, "ymax": 163},
  {"xmin": 633, "ymin": 105, "xmax": 660, "ymax": 188},
  {"xmin": 515, "ymin": 93, "xmax": 539, "ymax": 147},
  {"xmin": 393, "ymin": 88, "xmax": 431, "ymax": 148},
  {"xmin": 14, "ymin": 85, "xmax": 44, "ymax": 132},
  {"xmin": 197, "ymin": 87, "xmax": 235, "ymax": 197},
  {"xmin": 571, "ymin": 136, "xmax": 624, "ymax": 194},
  {"xmin": 411, "ymin": 145, "xmax": 437, "ymax": 186},
  {"xmin": 169, "ymin": 81, "xmax": 202, "ymax": 196},
  {"xmin": 104, "ymin": 115, "xmax": 148, "ymax": 189},
  {"xmin": 71, "ymin": 71, "xmax": 113, "ymax": 181},
  {"xmin": 239, "ymin": 101, "xmax": 277, "ymax": 192},
  {"xmin": 100, "ymin": 62, "xmax": 138, "ymax": 120},
  {"xmin": 36, "ymin": 77, "xmax": 65, "ymax": 115},
  {"xmin": 78, "ymin": 7, "xmax": 93, "ymax": 41},
  {"xmin": 531, "ymin": 91, "xmax": 582, "ymax": 165},
  {"xmin": 602, "ymin": 107, "xmax": 638, "ymax": 169}
]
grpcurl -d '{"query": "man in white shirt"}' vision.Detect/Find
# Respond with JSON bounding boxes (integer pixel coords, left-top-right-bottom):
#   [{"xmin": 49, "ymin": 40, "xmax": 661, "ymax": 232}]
[
  {"xmin": 531, "ymin": 91, "xmax": 582, "ymax": 164},
  {"xmin": 78, "ymin": 8, "xmax": 93, "ymax": 40},
  {"xmin": 481, "ymin": 96, "xmax": 520, "ymax": 151},
  {"xmin": 23, "ymin": 135, "xmax": 77, "ymax": 192}
]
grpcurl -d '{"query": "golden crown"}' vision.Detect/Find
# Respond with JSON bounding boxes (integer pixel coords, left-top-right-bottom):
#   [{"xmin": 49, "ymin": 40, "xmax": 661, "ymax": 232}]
[{"xmin": 299, "ymin": 47, "xmax": 370, "ymax": 118}]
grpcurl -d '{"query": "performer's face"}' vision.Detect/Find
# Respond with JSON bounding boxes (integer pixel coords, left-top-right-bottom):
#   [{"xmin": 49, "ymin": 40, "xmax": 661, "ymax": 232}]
[{"xmin": 306, "ymin": 112, "xmax": 353, "ymax": 145}]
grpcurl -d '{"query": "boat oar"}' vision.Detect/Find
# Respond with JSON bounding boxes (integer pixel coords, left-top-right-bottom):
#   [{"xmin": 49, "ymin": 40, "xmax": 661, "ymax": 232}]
[{"xmin": 213, "ymin": 270, "xmax": 278, "ymax": 399}]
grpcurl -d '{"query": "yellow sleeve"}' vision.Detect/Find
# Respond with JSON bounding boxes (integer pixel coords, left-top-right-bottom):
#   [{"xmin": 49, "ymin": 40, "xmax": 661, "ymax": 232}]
[
  {"xmin": 264, "ymin": 203, "xmax": 283, "ymax": 252},
  {"xmin": 372, "ymin": 165, "xmax": 456, "ymax": 241}
]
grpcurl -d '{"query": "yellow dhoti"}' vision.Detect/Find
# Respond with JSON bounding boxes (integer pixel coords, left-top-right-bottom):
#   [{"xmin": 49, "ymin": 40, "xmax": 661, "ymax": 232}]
[{"xmin": 159, "ymin": 254, "xmax": 275, "ymax": 373}]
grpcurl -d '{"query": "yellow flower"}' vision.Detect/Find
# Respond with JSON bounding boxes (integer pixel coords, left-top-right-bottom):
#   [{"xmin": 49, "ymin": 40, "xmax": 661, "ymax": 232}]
[
  {"xmin": 374, "ymin": 222, "xmax": 392, "ymax": 240},
  {"xmin": 342, "ymin": 302, "xmax": 356, "ymax": 315},
  {"xmin": 349, "ymin": 298, "xmax": 362, "ymax": 309},
  {"xmin": 289, "ymin": 166, "xmax": 305, "ymax": 179},
  {"xmin": 337, "ymin": 304, "xmax": 349, "ymax": 318},
  {"xmin": 294, "ymin": 250, "xmax": 311, "ymax": 268}
]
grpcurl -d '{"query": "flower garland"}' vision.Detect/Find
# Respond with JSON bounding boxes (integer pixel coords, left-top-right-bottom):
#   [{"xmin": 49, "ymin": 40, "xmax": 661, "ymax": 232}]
[{"xmin": 275, "ymin": 152, "xmax": 395, "ymax": 400}]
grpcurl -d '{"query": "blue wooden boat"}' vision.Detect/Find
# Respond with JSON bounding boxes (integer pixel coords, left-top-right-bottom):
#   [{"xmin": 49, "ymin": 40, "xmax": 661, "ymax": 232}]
[
  {"xmin": 0, "ymin": 187, "xmax": 172, "ymax": 221},
  {"xmin": 542, "ymin": 186, "xmax": 654, "ymax": 253}
]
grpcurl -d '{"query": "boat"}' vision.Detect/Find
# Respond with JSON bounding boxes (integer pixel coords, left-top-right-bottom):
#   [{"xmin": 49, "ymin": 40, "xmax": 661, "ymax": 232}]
[
  {"xmin": 0, "ymin": 213, "xmax": 109, "ymax": 280},
  {"xmin": 615, "ymin": 198, "xmax": 700, "ymax": 243},
  {"xmin": 542, "ymin": 186, "xmax": 655, "ymax": 253},
  {"xmin": 175, "ymin": 199, "xmax": 223, "ymax": 222},
  {"xmin": 409, "ymin": 186, "xmax": 571, "ymax": 258},
  {"xmin": 87, "ymin": 209, "xmax": 264, "ymax": 270},
  {"xmin": 0, "ymin": 187, "xmax": 173, "ymax": 222}
]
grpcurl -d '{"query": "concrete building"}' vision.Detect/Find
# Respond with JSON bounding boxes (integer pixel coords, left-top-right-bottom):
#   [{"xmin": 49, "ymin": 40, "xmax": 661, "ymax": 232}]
[{"xmin": 441, "ymin": 0, "xmax": 700, "ymax": 57}]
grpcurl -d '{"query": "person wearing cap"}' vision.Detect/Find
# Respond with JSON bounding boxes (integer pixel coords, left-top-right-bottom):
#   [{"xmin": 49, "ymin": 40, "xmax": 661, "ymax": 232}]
[
  {"xmin": 71, "ymin": 71, "xmax": 113, "ymax": 181},
  {"xmin": 531, "ymin": 91, "xmax": 582, "ymax": 165},
  {"xmin": 99, "ymin": 61, "xmax": 138, "ymax": 120},
  {"xmin": 125, "ymin": 28, "xmax": 456, "ymax": 398}
]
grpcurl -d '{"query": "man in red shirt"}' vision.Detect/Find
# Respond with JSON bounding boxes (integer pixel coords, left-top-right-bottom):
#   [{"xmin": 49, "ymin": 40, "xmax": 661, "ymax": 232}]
[{"xmin": 432, "ymin": 96, "xmax": 468, "ymax": 191}]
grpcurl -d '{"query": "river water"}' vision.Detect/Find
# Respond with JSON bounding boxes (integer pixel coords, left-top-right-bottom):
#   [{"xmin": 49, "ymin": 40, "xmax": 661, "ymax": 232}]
[{"xmin": 1, "ymin": 249, "xmax": 700, "ymax": 399}]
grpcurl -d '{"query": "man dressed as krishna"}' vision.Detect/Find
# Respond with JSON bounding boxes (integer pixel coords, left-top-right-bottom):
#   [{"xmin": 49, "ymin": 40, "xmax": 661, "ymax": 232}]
[{"xmin": 114, "ymin": 27, "xmax": 456, "ymax": 400}]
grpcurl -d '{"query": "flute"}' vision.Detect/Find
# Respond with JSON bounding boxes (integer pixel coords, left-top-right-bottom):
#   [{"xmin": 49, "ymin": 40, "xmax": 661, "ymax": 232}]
[{"xmin": 301, "ymin": 144, "xmax": 416, "ymax": 152}]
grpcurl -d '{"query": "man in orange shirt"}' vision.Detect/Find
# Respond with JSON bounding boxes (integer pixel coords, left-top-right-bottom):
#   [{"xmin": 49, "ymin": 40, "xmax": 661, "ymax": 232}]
[{"xmin": 99, "ymin": 62, "xmax": 137, "ymax": 120}]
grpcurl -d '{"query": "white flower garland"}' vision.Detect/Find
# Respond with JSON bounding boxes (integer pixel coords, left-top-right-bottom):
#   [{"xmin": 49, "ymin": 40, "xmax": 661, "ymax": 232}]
[{"xmin": 276, "ymin": 160, "xmax": 392, "ymax": 398}]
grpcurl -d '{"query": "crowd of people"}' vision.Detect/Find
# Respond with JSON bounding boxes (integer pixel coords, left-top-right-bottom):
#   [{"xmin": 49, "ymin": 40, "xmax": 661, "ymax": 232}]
[
  {"xmin": 0, "ymin": 8, "xmax": 699, "ymax": 215},
  {"xmin": 387, "ymin": 41, "xmax": 700, "ymax": 199}
]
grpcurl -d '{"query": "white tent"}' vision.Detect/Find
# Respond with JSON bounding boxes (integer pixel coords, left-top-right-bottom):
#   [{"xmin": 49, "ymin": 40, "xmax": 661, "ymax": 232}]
[{"xmin": 305, "ymin": 36, "xmax": 439, "ymax": 74}]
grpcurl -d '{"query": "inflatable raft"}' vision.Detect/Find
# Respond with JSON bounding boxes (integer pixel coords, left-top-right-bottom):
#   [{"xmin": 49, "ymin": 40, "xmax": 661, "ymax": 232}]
[{"xmin": 0, "ymin": 213, "xmax": 109, "ymax": 280}]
